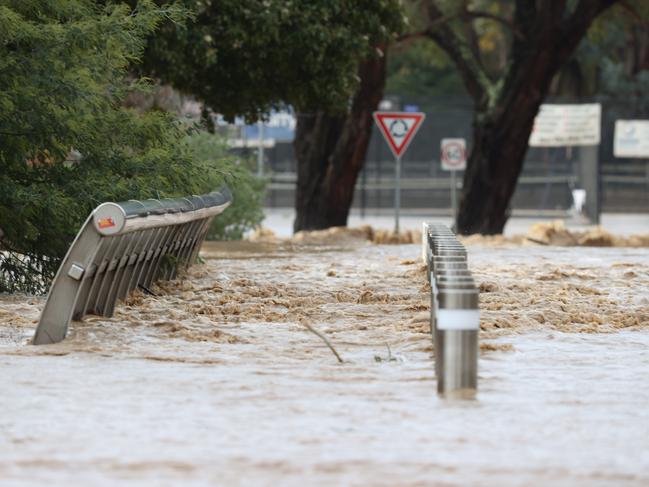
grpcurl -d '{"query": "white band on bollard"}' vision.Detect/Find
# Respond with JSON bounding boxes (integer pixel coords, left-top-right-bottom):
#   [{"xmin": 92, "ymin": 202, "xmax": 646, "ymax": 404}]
[
  {"xmin": 422, "ymin": 222, "xmax": 431, "ymax": 264},
  {"xmin": 436, "ymin": 309, "xmax": 480, "ymax": 330}
]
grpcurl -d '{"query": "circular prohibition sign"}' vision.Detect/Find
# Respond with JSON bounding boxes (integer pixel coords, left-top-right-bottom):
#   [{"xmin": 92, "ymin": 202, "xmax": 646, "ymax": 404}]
[{"xmin": 441, "ymin": 141, "xmax": 466, "ymax": 168}]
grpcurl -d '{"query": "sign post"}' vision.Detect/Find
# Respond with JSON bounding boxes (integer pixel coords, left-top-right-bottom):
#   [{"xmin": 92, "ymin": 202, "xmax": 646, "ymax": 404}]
[
  {"xmin": 373, "ymin": 111, "xmax": 425, "ymax": 234},
  {"xmin": 440, "ymin": 138, "xmax": 467, "ymax": 224},
  {"xmin": 395, "ymin": 154, "xmax": 401, "ymax": 232}
]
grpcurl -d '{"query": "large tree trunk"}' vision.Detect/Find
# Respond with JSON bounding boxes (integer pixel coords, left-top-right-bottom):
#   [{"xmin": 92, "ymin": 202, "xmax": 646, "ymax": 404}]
[
  {"xmin": 457, "ymin": 46, "xmax": 562, "ymax": 235},
  {"xmin": 456, "ymin": 10, "xmax": 618, "ymax": 234},
  {"xmin": 457, "ymin": 102, "xmax": 541, "ymax": 235},
  {"xmin": 457, "ymin": 70, "xmax": 557, "ymax": 235},
  {"xmin": 293, "ymin": 52, "xmax": 387, "ymax": 232}
]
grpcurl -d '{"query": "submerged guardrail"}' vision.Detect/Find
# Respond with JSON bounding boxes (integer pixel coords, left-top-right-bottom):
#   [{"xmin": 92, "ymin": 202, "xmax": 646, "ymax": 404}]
[
  {"xmin": 33, "ymin": 188, "xmax": 232, "ymax": 345},
  {"xmin": 422, "ymin": 222, "xmax": 479, "ymax": 397}
]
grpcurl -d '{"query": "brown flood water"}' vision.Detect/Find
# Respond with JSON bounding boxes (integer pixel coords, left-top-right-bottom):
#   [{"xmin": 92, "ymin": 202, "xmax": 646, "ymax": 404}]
[{"xmin": 1, "ymin": 236, "xmax": 648, "ymax": 486}]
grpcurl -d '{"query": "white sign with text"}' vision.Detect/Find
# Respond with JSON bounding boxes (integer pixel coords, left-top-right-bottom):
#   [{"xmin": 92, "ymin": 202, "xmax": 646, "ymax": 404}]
[
  {"xmin": 529, "ymin": 103, "xmax": 601, "ymax": 147},
  {"xmin": 614, "ymin": 120, "xmax": 649, "ymax": 158}
]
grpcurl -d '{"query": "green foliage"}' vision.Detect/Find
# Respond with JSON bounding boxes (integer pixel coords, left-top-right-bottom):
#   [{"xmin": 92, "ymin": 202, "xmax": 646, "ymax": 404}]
[
  {"xmin": 138, "ymin": 0, "xmax": 405, "ymax": 120},
  {"xmin": 183, "ymin": 133, "xmax": 264, "ymax": 240},
  {"xmin": 575, "ymin": 0, "xmax": 649, "ymax": 101},
  {"xmin": 386, "ymin": 40, "xmax": 465, "ymax": 97},
  {"xmin": 0, "ymin": 0, "xmax": 263, "ymax": 294}
]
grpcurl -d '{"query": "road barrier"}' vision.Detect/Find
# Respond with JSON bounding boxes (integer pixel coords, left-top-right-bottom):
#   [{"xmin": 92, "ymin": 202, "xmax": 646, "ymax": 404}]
[
  {"xmin": 33, "ymin": 188, "xmax": 232, "ymax": 345},
  {"xmin": 422, "ymin": 222, "xmax": 479, "ymax": 397}
]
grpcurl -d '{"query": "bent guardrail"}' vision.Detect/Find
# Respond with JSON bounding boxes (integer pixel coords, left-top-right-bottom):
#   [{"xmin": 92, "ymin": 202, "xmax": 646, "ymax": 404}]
[
  {"xmin": 422, "ymin": 222, "xmax": 479, "ymax": 397},
  {"xmin": 33, "ymin": 188, "xmax": 232, "ymax": 345}
]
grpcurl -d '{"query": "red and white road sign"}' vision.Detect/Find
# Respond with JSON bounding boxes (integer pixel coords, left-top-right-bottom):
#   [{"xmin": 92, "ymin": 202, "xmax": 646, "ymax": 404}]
[
  {"xmin": 373, "ymin": 111, "xmax": 425, "ymax": 158},
  {"xmin": 441, "ymin": 138, "xmax": 467, "ymax": 171}
]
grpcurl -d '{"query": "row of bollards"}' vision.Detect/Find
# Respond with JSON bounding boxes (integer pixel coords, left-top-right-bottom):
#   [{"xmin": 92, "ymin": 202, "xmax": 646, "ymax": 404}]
[{"xmin": 422, "ymin": 223, "xmax": 479, "ymax": 398}]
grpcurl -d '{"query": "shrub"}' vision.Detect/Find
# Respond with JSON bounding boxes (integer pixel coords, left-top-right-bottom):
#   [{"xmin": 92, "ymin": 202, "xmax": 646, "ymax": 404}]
[
  {"xmin": 184, "ymin": 132, "xmax": 265, "ymax": 241},
  {"xmin": 0, "ymin": 1, "xmax": 263, "ymax": 294}
]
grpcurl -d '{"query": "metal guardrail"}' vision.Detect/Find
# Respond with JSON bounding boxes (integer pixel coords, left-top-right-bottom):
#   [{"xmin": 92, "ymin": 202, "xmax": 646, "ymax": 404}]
[
  {"xmin": 422, "ymin": 223, "xmax": 479, "ymax": 397},
  {"xmin": 32, "ymin": 188, "xmax": 232, "ymax": 345}
]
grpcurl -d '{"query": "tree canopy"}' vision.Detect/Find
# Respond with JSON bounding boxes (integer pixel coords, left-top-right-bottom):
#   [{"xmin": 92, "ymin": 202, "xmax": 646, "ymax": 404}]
[
  {"xmin": 138, "ymin": 0, "xmax": 405, "ymax": 120},
  {"xmin": 386, "ymin": 39, "xmax": 464, "ymax": 97},
  {"xmin": 388, "ymin": 1, "xmax": 648, "ymax": 101},
  {"xmin": 577, "ymin": 0, "xmax": 649, "ymax": 100}
]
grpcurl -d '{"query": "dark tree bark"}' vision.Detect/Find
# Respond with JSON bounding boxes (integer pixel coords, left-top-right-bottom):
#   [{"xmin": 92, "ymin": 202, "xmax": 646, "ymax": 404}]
[
  {"xmin": 293, "ymin": 52, "xmax": 387, "ymax": 232},
  {"xmin": 422, "ymin": 0, "xmax": 620, "ymax": 234},
  {"xmin": 458, "ymin": 26, "xmax": 580, "ymax": 234}
]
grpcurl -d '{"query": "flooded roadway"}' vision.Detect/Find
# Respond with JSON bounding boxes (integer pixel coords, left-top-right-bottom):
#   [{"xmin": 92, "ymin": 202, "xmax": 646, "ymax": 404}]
[{"xmin": 1, "ymin": 237, "xmax": 648, "ymax": 486}]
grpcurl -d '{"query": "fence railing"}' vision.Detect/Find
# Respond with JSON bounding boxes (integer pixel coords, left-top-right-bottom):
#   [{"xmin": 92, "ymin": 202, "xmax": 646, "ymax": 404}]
[
  {"xmin": 422, "ymin": 223, "xmax": 479, "ymax": 397},
  {"xmin": 32, "ymin": 188, "xmax": 232, "ymax": 345}
]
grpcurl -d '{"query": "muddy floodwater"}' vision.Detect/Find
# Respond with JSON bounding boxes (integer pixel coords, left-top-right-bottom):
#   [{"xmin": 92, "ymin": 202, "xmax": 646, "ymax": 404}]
[{"xmin": 1, "ymin": 237, "xmax": 648, "ymax": 486}]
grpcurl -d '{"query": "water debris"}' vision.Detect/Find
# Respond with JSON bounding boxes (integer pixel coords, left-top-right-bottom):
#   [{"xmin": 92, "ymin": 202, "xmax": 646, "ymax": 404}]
[
  {"xmin": 461, "ymin": 220, "xmax": 649, "ymax": 247},
  {"xmin": 300, "ymin": 322, "xmax": 344, "ymax": 364},
  {"xmin": 250, "ymin": 225, "xmax": 422, "ymax": 245},
  {"xmin": 138, "ymin": 284, "xmax": 158, "ymax": 296},
  {"xmin": 252, "ymin": 220, "xmax": 649, "ymax": 248},
  {"xmin": 374, "ymin": 343, "xmax": 401, "ymax": 363}
]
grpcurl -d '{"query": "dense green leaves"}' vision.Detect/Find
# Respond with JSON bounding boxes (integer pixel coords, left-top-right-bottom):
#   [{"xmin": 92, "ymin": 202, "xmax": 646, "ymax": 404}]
[
  {"xmin": 576, "ymin": 0, "xmax": 649, "ymax": 101},
  {"xmin": 139, "ymin": 0, "xmax": 405, "ymax": 120},
  {"xmin": 185, "ymin": 133, "xmax": 265, "ymax": 240},
  {"xmin": 386, "ymin": 40, "xmax": 465, "ymax": 97},
  {"xmin": 0, "ymin": 0, "xmax": 263, "ymax": 293}
]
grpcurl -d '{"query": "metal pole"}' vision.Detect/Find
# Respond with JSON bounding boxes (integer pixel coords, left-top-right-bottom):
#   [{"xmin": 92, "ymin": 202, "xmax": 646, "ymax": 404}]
[
  {"xmin": 394, "ymin": 155, "xmax": 401, "ymax": 234},
  {"xmin": 257, "ymin": 120, "xmax": 264, "ymax": 178},
  {"xmin": 434, "ymin": 289, "xmax": 479, "ymax": 397},
  {"xmin": 361, "ymin": 163, "xmax": 367, "ymax": 219},
  {"xmin": 377, "ymin": 138, "xmax": 383, "ymax": 210},
  {"xmin": 578, "ymin": 145, "xmax": 600, "ymax": 224},
  {"xmin": 450, "ymin": 170, "xmax": 458, "ymax": 225}
]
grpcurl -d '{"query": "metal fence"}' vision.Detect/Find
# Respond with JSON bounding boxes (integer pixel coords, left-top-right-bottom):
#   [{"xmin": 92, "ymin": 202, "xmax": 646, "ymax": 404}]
[
  {"xmin": 33, "ymin": 188, "xmax": 231, "ymax": 345},
  {"xmin": 257, "ymin": 96, "xmax": 649, "ymax": 215}
]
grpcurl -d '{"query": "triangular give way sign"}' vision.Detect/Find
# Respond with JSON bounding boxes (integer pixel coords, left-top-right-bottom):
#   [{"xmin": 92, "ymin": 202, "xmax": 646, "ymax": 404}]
[{"xmin": 373, "ymin": 111, "xmax": 425, "ymax": 158}]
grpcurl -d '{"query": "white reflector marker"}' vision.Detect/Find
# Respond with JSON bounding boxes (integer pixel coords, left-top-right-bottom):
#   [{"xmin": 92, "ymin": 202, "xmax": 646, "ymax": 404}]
[{"xmin": 436, "ymin": 309, "xmax": 480, "ymax": 330}]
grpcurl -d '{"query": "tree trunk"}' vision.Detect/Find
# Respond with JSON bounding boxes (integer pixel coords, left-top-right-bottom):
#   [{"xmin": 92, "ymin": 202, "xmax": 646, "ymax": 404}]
[
  {"xmin": 293, "ymin": 52, "xmax": 387, "ymax": 232},
  {"xmin": 433, "ymin": 1, "xmax": 619, "ymax": 235},
  {"xmin": 456, "ymin": 33, "xmax": 609, "ymax": 234},
  {"xmin": 456, "ymin": 104, "xmax": 540, "ymax": 235}
]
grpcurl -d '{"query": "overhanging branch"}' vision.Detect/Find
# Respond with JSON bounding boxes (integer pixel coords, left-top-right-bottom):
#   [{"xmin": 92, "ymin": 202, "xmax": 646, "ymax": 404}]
[
  {"xmin": 617, "ymin": 0, "xmax": 646, "ymax": 23},
  {"xmin": 565, "ymin": 0, "xmax": 620, "ymax": 37},
  {"xmin": 421, "ymin": 0, "xmax": 495, "ymax": 103}
]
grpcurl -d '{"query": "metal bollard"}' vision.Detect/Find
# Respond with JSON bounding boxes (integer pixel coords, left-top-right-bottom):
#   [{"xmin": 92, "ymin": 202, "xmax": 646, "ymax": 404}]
[
  {"xmin": 431, "ymin": 280, "xmax": 476, "ymax": 345},
  {"xmin": 433, "ymin": 262, "xmax": 469, "ymax": 273},
  {"xmin": 424, "ymin": 222, "xmax": 480, "ymax": 398},
  {"xmin": 435, "ymin": 289, "xmax": 479, "ymax": 397},
  {"xmin": 432, "ymin": 281, "xmax": 476, "ymax": 333},
  {"xmin": 430, "ymin": 255, "xmax": 467, "ymax": 281}
]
